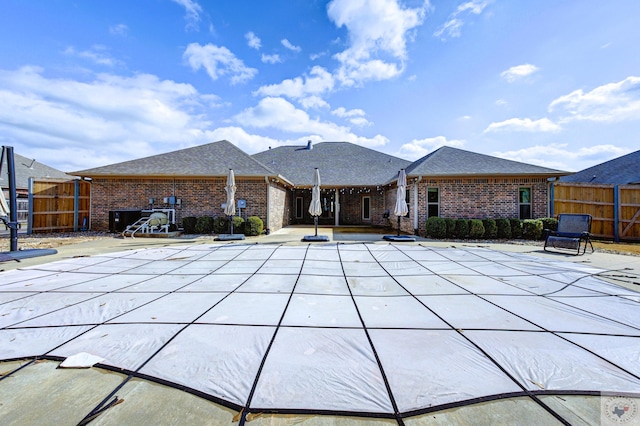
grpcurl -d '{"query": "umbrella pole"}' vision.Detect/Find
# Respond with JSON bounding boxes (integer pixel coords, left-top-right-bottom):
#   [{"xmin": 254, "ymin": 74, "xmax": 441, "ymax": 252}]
[
  {"xmin": 314, "ymin": 216, "xmax": 318, "ymax": 236},
  {"xmin": 229, "ymin": 215, "xmax": 233, "ymax": 234},
  {"xmin": 397, "ymin": 216, "xmax": 401, "ymax": 236}
]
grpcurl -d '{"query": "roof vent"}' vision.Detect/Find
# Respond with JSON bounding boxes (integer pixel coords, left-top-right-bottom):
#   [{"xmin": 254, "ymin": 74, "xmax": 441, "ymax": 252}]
[{"xmin": 306, "ymin": 140, "xmax": 312, "ymax": 150}]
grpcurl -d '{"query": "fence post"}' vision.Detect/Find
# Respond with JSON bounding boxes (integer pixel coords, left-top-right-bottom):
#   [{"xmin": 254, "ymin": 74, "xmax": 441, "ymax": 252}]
[
  {"xmin": 74, "ymin": 179, "xmax": 79, "ymax": 232},
  {"xmin": 613, "ymin": 185, "xmax": 619, "ymax": 242},
  {"xmin": 28, "ymin": 177, "xmax": 34, "ymax": 234},
  {"xmin": 549, "ymin": 181, "xmax": 555, "ymax": 218}
]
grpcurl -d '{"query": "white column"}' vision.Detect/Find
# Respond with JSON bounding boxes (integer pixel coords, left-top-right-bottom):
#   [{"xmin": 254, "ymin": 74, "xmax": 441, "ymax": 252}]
[{"xmin": 334, "ymin": 189, "xmax": 340, "ymax": 226}]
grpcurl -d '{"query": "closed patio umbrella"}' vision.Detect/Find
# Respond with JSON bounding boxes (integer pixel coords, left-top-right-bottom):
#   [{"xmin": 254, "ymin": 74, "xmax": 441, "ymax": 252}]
[
  {"xmin": 309, "ymin": 168, "xmax": 322, "ymax": 236},
  {"xmin": 302, "ymin": 168, "xmax": 328, "ymax": 241},
  {"xmin": 394, "ymin": 169, "xmax": 408, "ymax": 236},
  {"xmin": 225, "ymin": 169, "xmax": 236, "ymax": 233}
]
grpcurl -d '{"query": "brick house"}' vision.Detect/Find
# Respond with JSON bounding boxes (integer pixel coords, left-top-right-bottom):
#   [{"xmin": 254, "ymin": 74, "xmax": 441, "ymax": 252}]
[
  {"xmin": 252, "ymin": 141, "xmax": 411, "ymax": 228},
  {"xmin": 72, "ymin": 140, "xmax": 293, "ymax": 232},
  {"xmin": 73, "ymin": 140, "xmax": 567, "ymax": 234},
  {"xmin": 403, "ymin": 146, "xmax": 568, "ymax": 234}
]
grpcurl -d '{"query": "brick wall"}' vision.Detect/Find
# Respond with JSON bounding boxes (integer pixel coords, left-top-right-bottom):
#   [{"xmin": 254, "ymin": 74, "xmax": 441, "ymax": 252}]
[
  {"xmin": 268, "ymin": 182, "xmax": 290, "ymax": 232},
  {"xmin": 337, "ymin": 188, "xmax": 388, "ymax": 226},
  {"xmin": 415, "ymin": 176, "xmax": 550, "ymax": 232},
  {"xmin": 91, "ymin": 177, "xmax": 272, "ymax": 231},
  {"xmin": 385, "ymin": 186, "xmax": 415, "ymax": 234}
]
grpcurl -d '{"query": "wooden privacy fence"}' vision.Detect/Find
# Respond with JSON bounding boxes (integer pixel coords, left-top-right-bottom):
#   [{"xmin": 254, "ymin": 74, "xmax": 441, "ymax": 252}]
[
  {"xmin": 28, "ymin": 178, "xmax": 91, "ymax": 233},
  {"xmin": 552, "ymin": 183, "xmax": 640, "ymax": 241}
]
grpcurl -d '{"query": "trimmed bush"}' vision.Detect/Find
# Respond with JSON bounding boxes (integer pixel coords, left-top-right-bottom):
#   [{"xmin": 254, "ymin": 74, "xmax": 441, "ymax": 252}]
[
  {"xmin": 455, "ymin": 219, "xmax": 469, "ymax": 239},
  {"xmin": 522, "ymin": 219, "xmax": 543, "ymax": 240},
  {"xmin": 444, "ymin": 218, "xmax": 457, "ymax": 239},
  {"xmin": 496, "ymin": 218, "xmax": 512, "ymax": 239},
  {"xmin": 510, "ymin": 219, "xmax": 523, "ymax": 239},
  {"xmin": 213, "ymin": 216, "xmax": 229, "ymax": 234},
  {"xmin": 244, "ymin": 216, "xmax": 264, "ymax": 236},
  {"xmin": 195, "ymin": 216, "xmax": 214, "ymax": 234},
  {"xmin": 182, "ymin": 216, "xmax": 197, "ymax": 234},
  {"xmin": 482, "ymin": 219, "xmax": 497, "ymax": 239},
  {"xmin": 540, "ymin": 217, "xmax": 558, "ymax": 232},
  {"xmin": 426, "ymin": 216, "xmax": 447, "ymax": 239},
  {"xmin": 232, "ymin": 216, "xmax": 245, "ymax": 234},
  {"xmin": 469, "ymin": 219, "xmax": 485, "ymax": 239}
]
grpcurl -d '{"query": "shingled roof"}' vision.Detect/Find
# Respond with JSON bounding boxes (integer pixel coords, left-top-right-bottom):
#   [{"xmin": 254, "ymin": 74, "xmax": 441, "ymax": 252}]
[
  {"xmin": 559, "ymin": 149, "xmax": 640, "ymax": 185},
  {"xmin": 406, "ymin": 146, "xmax": 567, "ymax": 178},
  {"xmin": 1, "ymin": 151, "xmax": 72, "ymax": 190},
  {"xmin": 72, "ymin": 140, "xmax": 277, "ymax": 178},
  {"xmin": 252, "ymin": 142, "xmax": 411, "ymax": 187}
]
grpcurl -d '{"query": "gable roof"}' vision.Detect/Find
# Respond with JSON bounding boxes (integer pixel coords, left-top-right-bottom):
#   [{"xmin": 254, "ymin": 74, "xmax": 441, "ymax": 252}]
[
  {"xmin": 559, "ymin": 149, "xmax": 640, "ymax": 185},
  {"xmin": 252, "ymin": 142, "xmax": 411, "ymax": 187},
  {"xmin": 1, "ymin": 151, "xmax": 72, "ymax": 190},
  {"xmin": 72, "ymin": 140, "xmax": 278, "ymax": 178},
  {"xmin": 406, "ymin": 146, "xmax": 567, "ymax": 178}
]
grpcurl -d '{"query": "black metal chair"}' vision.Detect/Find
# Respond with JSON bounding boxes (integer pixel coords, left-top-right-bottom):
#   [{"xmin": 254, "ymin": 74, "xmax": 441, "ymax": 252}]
[{"xmin": 544, "ymin": 214, "xmax": 594, "ymax": 255}]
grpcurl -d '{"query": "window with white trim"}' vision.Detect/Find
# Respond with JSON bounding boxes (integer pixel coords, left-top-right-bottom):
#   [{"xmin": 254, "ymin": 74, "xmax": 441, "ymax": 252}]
[
  {"xmin": 519, "ymin": 187, "xmax": 532, "ymax": 219},
  {"xmin": 427, "ymin": 188, "xmax": 439, "ymax": 218}
]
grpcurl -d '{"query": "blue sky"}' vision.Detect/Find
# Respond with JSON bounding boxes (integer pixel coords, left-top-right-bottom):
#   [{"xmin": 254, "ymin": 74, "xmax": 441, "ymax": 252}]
[{"xmin": 1, "ymin": 0, "xmax": 639, "ymax": 173}]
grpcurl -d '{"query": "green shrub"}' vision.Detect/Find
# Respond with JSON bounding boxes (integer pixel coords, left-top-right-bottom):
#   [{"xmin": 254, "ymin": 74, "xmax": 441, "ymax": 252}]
[
  {"xmin": 522, "ymin": 219, "xmax": 543, "ymax": 240},
  {"xmin": 510, "ymin": 219, "xmax": 523, "ymax": 239},
  {"xmin": 232, "ymin": 216, "xmax": 245, "ymax": 234},
  {"xmin": 181, "ymin": 216, "xmax": 197, "ymax": 234},
  {"xmin": 426, "ymin": 217, "xmax": 447, "ymax": 239},
  {"xmin": 469, "ymin": 219, "xmax": 485, "ymax": 239},
  {"xmin": 482, "ymin": 219, "xmax": 497, "ymax": 239},
  {"xmin": 444, "ymin": 218, "xmax": 457, "ymax": 238},
  {"xmin": 540, "ymin": 217, "xmax": 558, "ymax": 232},
  {"xmin": 496, "ymin": 218, "xmax": 512, "ymax": 239},
  {"xmin": 455, "ymin": 219, "xmax": 469, "ymax": 239},
  {"xmin": 195, "ymin": 216, "xmax": 214, "ymax": 234},
  {"xmin": 213, "ymin": 216, "xmax": 245, "ymax": 234},
  {"xmin": 213, "ymin": 216, "xmax": 229, "ymax": 234},
  {"xmin": 244, "ymin": 216, "xmax": 264, "ymax": 236}
]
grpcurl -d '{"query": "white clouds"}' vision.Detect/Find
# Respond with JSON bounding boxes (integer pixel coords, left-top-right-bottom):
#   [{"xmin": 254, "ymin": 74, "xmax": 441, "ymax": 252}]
[
  {"xmin": 281, "ymin": 39, "xmax": 301, "ymax": 52},
  {"xmin": 492, "ymin": 143, "xmax": 632, "ymax": 172},
  {"xmin": 434, "ymin": 0, "xmax": 490, "ymax": 40},
  {"xmin": 433, "ymin": 19, "xmax": 463, "ymax": 39},
  {"xmin": 0, "ymin": 66, "xmax": 218, "ymax": 171},
  {"xmin": 300, "ymin": 96, "xmax": 329, "ymax": 110},
  {"xmin": 549, "ymin": 76, "xmax": 640, "ymax": 123},
  {"xmin": 484, "ymin": 117, "xmax": 561, "ymax": 133},
  {"xmin": 501, "ymin": 64, "xmax": 539, "ymax": 82},
  {"xmin": 327, "ymin": 0, "xmax": 427, "ymax": 85},
  {"xmin": 109, "ymin": 24, "xmax": 128, "ymax": 36},
  {"xmin": 233, "ymin": 97, "xmax": 387, "ymax": 147},
  {"xmin": 254, "ymin": 66, "xmax": 334, "ymax": 100},
  {"xmin": 245, "ymin": 32, "xmax": 262, "ymax": 50},
  {"xmin": 183, "ymin": 43, "xmax": 257, "ymax": 84},
  {"xmin": 332, "ymin": 107, "xmax": 371, "ymax": 126},
  {"xmin": 63, "ymin": 45, "xmax": 119, "ymax": 67},
  {"xmin": 261, "ymin": 54, "xmax": 282, "ymax": 64},
  {"xmin": 397, "ymin": 136, "xmax": 465, "ymax": 160},
  {"xmin": 171, "ymin": 0, "xmax": 203, "ymax": 31}
]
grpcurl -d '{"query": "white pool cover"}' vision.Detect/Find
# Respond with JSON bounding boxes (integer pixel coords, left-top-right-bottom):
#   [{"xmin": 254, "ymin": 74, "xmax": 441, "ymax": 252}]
[{"xmin": 1, "ymin": 243, "xmax": 639, "ymax": 422}]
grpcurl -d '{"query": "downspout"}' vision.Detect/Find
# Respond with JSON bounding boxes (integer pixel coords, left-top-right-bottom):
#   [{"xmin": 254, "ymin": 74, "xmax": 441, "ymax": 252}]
[
  {"xmin": 413, "ymin": 176, "xmax": 422, "ymax": 234},
  {"xmin": 264, "ymin": 176, "xmax": 270, "ymax": 233}
]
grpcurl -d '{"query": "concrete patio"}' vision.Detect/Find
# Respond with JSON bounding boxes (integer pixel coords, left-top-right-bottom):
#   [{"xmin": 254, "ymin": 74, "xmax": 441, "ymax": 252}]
[{"xmin": 1, "ymin": 226, "xmax": 639, "ymax": 425}]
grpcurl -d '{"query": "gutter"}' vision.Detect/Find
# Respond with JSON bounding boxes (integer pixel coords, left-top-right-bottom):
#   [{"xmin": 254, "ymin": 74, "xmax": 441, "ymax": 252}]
[{"xmin": 265, "ymin": 176, "xmax": 270, "ymax": 233}]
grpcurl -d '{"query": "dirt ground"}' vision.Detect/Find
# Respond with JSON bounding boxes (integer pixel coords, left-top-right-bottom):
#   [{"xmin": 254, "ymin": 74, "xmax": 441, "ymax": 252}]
[{"xmin": 1, "ymin": 231, "xmax": 639, "ymax": 257}]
